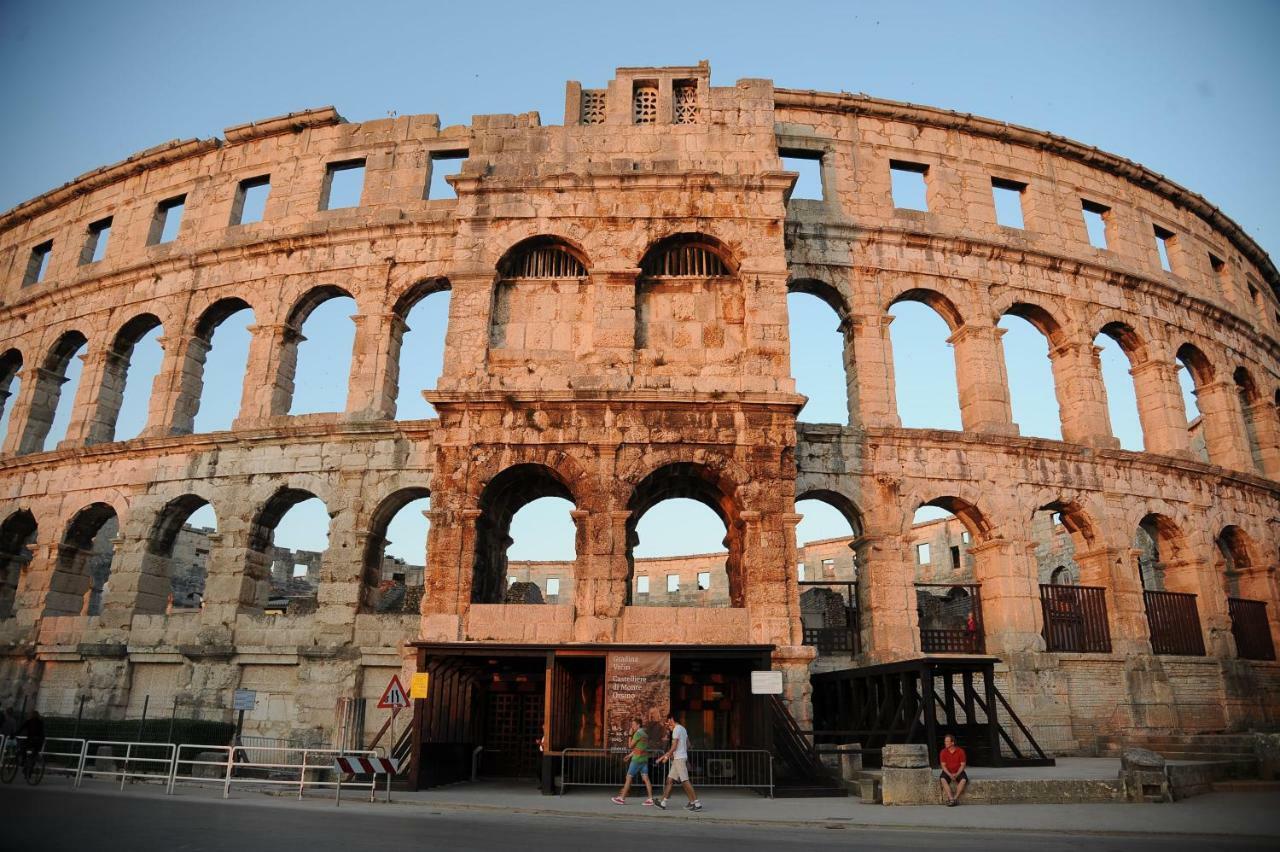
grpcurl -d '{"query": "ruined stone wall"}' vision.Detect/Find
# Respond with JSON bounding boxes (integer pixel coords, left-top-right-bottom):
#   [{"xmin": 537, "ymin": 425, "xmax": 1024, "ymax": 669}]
[{"xmin": 0, "ymin": 63, "xmax": 1276, "ymax": 746}]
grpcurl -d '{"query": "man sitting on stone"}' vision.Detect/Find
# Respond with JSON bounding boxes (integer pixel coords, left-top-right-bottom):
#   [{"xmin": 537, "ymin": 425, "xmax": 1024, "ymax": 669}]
[{"xmin": 938, "ymin": 733, "xmax": 968, "ymax": 806}]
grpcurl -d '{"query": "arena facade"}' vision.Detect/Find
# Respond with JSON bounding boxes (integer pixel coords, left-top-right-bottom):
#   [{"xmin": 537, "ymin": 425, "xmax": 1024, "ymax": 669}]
[{"xmin": 0, "ymin": 63, "xmax": 1276, "ymax": 785}]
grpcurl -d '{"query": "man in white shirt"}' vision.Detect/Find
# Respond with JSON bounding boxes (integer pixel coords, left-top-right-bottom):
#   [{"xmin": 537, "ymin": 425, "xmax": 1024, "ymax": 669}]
[{"xmin": 654, "ymin": 713, "xmax": 701, "ymax": 811}]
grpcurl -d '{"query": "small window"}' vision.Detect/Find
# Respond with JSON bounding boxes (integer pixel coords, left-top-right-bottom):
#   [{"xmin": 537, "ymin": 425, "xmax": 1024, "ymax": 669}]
[
  {"xmin": 673, "ymin": 80, "xmax": 699, "ymax": 124},
  {"xmin": 148, "ymin": 195, "xmax": 186, "ymax": 245},
  {"xmin": 890, "ymin": 161, "xmax": 929, "ymax": 211},
  {"xmin": 950, "ymin": 546, "xmax": 961, "ymax": 571},
  {"xmin": 546, "ymin": 577, "xmax": 560, "ymax": 597},
  {"xmin": 916, "ymin": 543, "xmax": 931, "ymax": 564},
  {"xmin": 1209, "ymin": 253, "xmax": 1229, "ymax": 295},
  {"xmin": 426, "ymin": 151, "xmax": 467, "ymax": 200},
  {"xmin": 781, "ymin": 149, "xmax": 824, "ymax": 201},
  {"xmin": 821, "ymin": 558, "xmax": 835, "ymax": 578},
  {"xmin": 230, "ymin": 175, "xmax": 270, "ymax": 225},
  {"xmin": 633, "ymin": 81, "xmax": 658, "ymax": 124},
  {"xmin": 1052, "ymin": 512, "xmax": 1063, "ymax": 526},
  {"xmin": 961, "ymin": 531, "xmax": 971, "ymax": 544},
  {"xmin": 1081, "ymin": 200, "xmax": 1109, "ymax": 249},
  {"xmin": 666, "ymin": 573, "xmax": 680, "ymax": 593},
  {"xmin": 991, "ymin": 178, "xmax": 1026, "ymax": 229},
  {"xmin": 321, "ymin": 160, "xmax": 366, "ymax": 210},
  {"xmin": 23, "ymin": 240, "xmax": 53, "ymax": 285},
  {"xmin": 697, "ymin": 571, "xmax": 711, "ymax": 591},
  {"xmin": 1247, "ymin": 280, "xmax": 1262, "ymax": 309},
  {"xmin": 80, "ymin": 218, "xmax": 112, "ymax": 265},
  {"xmin": 637, "ymin": 574, "xmax": 650, "ymax": 594},
  {"xmin": 580, "ymin": 90, "xmax": 607, "ymax": 125},
  {"xmin": 1153, "ymin": 225, "xmax": 1175, "ymax": 272},
  {"xmin": 292, "ymin": 563, "xmax": 309, "ymax": 578},
  {"xmin": 797, "ymin": 562, "xmax": 806, "ymax": 581}
]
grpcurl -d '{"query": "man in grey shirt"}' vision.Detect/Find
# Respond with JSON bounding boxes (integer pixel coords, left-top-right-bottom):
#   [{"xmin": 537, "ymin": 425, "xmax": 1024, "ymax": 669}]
[{"xmin": 654, "ymin": 713, "xmax": 701, "ymax": 811}]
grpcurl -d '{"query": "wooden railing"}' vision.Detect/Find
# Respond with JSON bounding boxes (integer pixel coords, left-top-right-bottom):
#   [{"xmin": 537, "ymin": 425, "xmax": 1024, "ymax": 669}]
[
  {"xmin": 799, "ymin": 581, "xmax": 859, "ymax": 656},
  {"xmin": 1144, "ymin": 590, "xmax": 1205, "ymax": 656},
  {"xmin": 1229, "ymin": 598, "xmax": 1276, "ymax": 661},
  {"xmin": 1039, "ymin": 584, "xmax": 1112, "ymax": 653},
  {"xmin": 916, "ymin": 584, "xmax": 984, "ymax": 654}
]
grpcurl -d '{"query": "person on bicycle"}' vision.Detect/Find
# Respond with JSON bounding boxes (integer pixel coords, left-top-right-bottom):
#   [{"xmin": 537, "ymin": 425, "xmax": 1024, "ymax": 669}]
[{"xmin": 16, "ymin": 709, "xmax": 44, "ymax": 780}]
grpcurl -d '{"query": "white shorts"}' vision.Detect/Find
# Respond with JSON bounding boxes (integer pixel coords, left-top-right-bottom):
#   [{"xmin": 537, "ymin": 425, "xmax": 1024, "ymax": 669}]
[{"xmin": 669, "ymin": 757, "xmax": 689, "ymax": 783}]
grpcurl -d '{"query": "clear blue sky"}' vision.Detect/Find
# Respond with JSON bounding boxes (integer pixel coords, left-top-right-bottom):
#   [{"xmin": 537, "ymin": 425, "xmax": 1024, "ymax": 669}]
[{"xmin": 2, "ymin": 0, "xmax": 1276, "ymax": 564}]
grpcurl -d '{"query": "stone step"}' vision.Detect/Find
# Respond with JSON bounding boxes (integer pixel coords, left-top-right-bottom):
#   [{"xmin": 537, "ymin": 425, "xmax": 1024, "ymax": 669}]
[{"xmin": 1212, "ymin": 779, "xmax": 1280, "ymax": 793}]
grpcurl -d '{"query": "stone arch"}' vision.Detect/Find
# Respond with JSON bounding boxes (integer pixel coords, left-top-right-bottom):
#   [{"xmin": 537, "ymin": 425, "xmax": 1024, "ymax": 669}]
[
  {"xmin": 887, "ymin": 288, "xmax": 964, "ymax": 332},
  {"xmin": 174, "ymin": 297, "xmax": 256, "ymax": 434},
  {"xmin": 788, "ymin": 278, "xmax": 851, "ymax": 325},
  {"xmin": 279, "ymin": 285, "xmax": 357, "ymax": 416},
  {"xmin": 141, "ymin": 493, "xmax": 217, "ymax": 612},
  {"xmin": 915, "ymin": 496, "xmax": 993, "ymax": 543},
  {"xmin": 47, "ymin": 502, "xmax": 119, "ymax": 616},
  {"xmin": 1050, "ymin": 566, "xmax": 1074, "ymax": 584},
  {"xmin": 0, "ymin": 347, "xmax": 23, "ymax": 445},
  {"xmin": 20, "ymin": 329, "xmax": 88, "ymax": 454},
  {"xmin": 999, "ymin": 302, "xmax": 1067, "ymax": 439},
  {"xmin": 795, "ymin": 488, "xmax": 864, "ymax": 538},
  {"xmin": 1174, "ymin": 342, "xmax": 1215, "ymax": 462},
  {"xmin": 0, "ymin": 509, "xmax": 37, "ymax": 619},
  {"xmin": 1134, "ymin": 512, "xmax": 1191, "ymax": 593},
  {"xmin": 788, "ymin": 280, "xmax": 852, "ymax": 426},
  {"xmin": 636, "ymin": 233, "xmax": 741, "ymax": 352},
  {"xmin": 490, "ymin": 237, "xmax": 590, "ymax": 352},
  {"xmin": 362, "ymin": 486, "xmax": 431, "ymax": 613},
  {"xmin": 1233, "ymin": 366, "xmax": 1266, "ymax": 473},
  {"xmin": 247, "ymin": 486, "xmax": 333, "ymax": 614},
  {"xmin": 90, "ymin": 313, "xmax": 163, "ymax": 444},
  {"xmin": 886, "ymin": 289, "xmax": 965, "ymax": 430},
  {"xmin": 625, "ymin": 461, "xmax": 743, "ymax": 607},
  {"xmin": 472, "ymin": 464, "xmax": 576, "ymax": 605},
  {"xmin": 389, "ymin": 278, "xmax": 451, "ymax": 420}
]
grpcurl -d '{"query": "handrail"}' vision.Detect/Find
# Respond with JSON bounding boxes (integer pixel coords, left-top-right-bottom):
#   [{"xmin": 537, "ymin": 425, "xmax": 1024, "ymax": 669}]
[{"xmin": 558, "ymin": 747, "xmax": 773, "ymax": 797}]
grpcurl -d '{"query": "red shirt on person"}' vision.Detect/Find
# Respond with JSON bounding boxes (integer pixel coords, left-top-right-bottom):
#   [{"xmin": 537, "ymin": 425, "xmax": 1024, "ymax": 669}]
[{"xmin": 939, "ymin": 746, "xmax": 966, "ymax": 775}]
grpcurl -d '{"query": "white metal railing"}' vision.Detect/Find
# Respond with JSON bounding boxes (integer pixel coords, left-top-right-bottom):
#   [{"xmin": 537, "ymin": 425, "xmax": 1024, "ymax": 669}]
[
  {"xmin": 76, "ymin": 740, "xmax": 176, "ymax": 789},
  {"xmin": 559, "ymin": 748, "xmax": 773, "ymax": 797}
]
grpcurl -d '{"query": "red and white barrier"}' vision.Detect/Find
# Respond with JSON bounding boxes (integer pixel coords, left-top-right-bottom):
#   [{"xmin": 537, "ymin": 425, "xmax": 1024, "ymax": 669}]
[{"xmin": 333, "ymin": 755, "xmax": 399, "ymax": 775}]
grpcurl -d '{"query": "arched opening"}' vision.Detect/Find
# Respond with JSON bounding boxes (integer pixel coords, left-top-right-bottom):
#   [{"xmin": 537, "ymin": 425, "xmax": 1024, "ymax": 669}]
[
  {"xmin": 92, "ymin": 314, "xmax": 164, "ymax": 443},
  {"xmin": 23, "ymin": 331, "xmax": 88, "ymax": 454},
  {"xmin": 1233, "ymin": 367, "xmax": 1264, "ymax": 473},
  {"xmin": 1136, "ymin": 513, "xmax": 1206, "ymax": 655},
  {"xmin": 913, "ymin": 501, "xmax": 986, "ymax": 653},
  {"xmin": 888, "ymin": 293, "xmax": 962, "ymax": 430},
  {"xmin": 0, "ymin": 348, "xmax": 23, "ymax": 448},
  {"xmin": 998, "ymin": 307, "xmax": 1062, "ymax": 440},
  {"xmin": 144, "ymin": 496, "xmax": 217, "ymax": 613},
  {"xmin": 362, "ymin": 488, "xmax": 431, "ymax": 613},
  {"xmin": 1216, "ymin": 525, "xmax": 1277, "ymax": 660},
  {"xmin": 1215, "ymin": 525, "xmax": 1253, "ymax": 599},
  {"xmin": 1094, "ymin": 324, "xmax": 1145, "ymax": 451},
  {"xmin": 0, "ymin": 509, "xmax": 37, "ymax": 619},
  {"xmin": 392, "ymin": 281, "xmax": 451, "ymax": 420},
  {"xmin": 189, "ymin": 299, "xmax": 254, "ymax": 434},
  {"xmin": 47, "ymin": 503, "xmax": 119, "ymax": 617},
  {"xmin": 248, "ymin": 489, "xmax": 332, "ymax": 615},
  {"xmin": 795, "ymin": 490, "xmax": 862, "ymax": 656},
  {"xmin": 627, "ymin": 463, "xmax": 740, "ymax": 608},
  {"xmin": 1050, "ymin": 566, "xmax": 1072, "ymax": 584},
  {"xmin": 472, "ymin": 465, "xmax": 576, "ymax": 605},
  {"xmin": 787, "ymin": 282, "xmax": 850, "ymax": 425},
  {"xmin": 490, "ymin": 238, "xmax": 589, "ymax": 354},
  {"xmin": 1134, "ymin": 514, "xmax": 1188, "ymax": 593},
  {"xmin": 285, "ymin": 287, "xmax": 357, "ymax": 415},
  {"xmin": 1175, "ymin": 343, "xmax": 1212, "ymax": 463},
  {"xmin": 635, "ymin": 235, "xmax": 739, "ymax": 355},
  {"xmin": 504, "ymin": 496, "xmax": 578, "ymax": 604}
]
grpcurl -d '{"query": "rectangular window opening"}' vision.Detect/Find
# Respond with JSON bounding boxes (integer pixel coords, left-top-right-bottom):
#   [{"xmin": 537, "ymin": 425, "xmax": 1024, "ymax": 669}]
[
  {"xmin": 23, "ymin": 240, "xmax": 53, "ymax": 286},
  {"xmin": 1081, "ymin": 200, "xmax": 1109, "ymax": 249},
  {"xmin": 916, "ymin": 543, "xmax": 931, "ymax": 564},
  {"xmin": 546, "ymin": 577, "xmax": 560, "ymax": 597},
  {"xmin": 292, "ymin": 563, "xmax": 309, "ymax": 578},
  {"xmin": 821, "ymin": 558, "xmax": 835, "ymax": 578},
  {"xmin": 1247, "ymin": 280, "xmax": 1262, "ymax": 309},
  {"xmin": 890, "ymin": 160, "xmax": 929, "ymax": 211},
  {"xmin": 797, "ymin": 562, "xmax": 806, "ymax": 581},
  {"xmin": 780, "ymin": 149, "xmax": 824, "ymax": 201},
  {"xmin": 697, "ymin": 571, "xmax": 711, "ymax": 591},
  {"xmin": 950, "ymin": 546, "xmax": 961, "ymax": 571},
  {"xmin": 991, "ymin": 178, "xmax": 1027, "ymax": 229},
  {"xmin": 637, "ymin": 574, "xmax": 650, "ymax": 595},
  {"xmin": 1153, "ymin": 225, "xmax": 1176, "ymax": 272},
  {"xmin": 961, "ymin": 531, "xmax": 971, "ymax": 544},
  {"xmin": 320, "ymin": 160, "xmax": 366, "ymax": 210},
  {"xmin": 80, "ymin": 218, "xmax": 113, "ymax": 265},
  {"xmin": 148, "ymin": 195, "xmax": 186, "ymax": 245},
  {"xmin": 666, "ymin": 574, "xmax": 680, "ymax": 593},
  {"xmin": 231, "ymin": 175, "xmax": 271, "ymax": 226},
  {"xmin": 426, "ymin": 151, "xmax": 467, "ymax": 200}
]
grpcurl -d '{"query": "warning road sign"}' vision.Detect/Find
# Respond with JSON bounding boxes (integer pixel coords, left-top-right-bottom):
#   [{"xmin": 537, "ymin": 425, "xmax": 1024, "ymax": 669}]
[{"xmin": 378, "ymin": 675, "xmax": 409, "ymax": 709}]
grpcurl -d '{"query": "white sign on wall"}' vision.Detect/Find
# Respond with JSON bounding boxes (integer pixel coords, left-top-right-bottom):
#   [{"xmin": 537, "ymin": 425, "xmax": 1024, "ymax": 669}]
[{"xmin": 750, "ymin": 671, "xmax": 784, "ymax": 695}]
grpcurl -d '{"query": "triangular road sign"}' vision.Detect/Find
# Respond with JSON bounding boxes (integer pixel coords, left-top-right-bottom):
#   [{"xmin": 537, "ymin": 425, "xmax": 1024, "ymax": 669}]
[{"xmin": 378, "ymin": 674, "xmax": 409, "ymax": 709}]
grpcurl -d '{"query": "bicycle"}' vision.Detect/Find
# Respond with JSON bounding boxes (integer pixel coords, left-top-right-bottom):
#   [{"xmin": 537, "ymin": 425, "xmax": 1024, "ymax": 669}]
[{"xmin": 0, "ymin": 737, "xmax": 46, "ymax": 785}]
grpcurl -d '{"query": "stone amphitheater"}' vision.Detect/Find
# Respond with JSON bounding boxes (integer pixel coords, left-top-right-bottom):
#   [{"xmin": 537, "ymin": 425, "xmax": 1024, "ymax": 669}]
[{"xmin": 0, "ymin": 63, "xmax": 1276, "ymax": 762}]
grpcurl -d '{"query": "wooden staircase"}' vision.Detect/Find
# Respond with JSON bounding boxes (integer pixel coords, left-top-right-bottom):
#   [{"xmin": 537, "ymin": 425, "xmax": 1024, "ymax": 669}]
[{"xmin": 768, "ymin": 695, "xmax": 848, "ymax": 797}]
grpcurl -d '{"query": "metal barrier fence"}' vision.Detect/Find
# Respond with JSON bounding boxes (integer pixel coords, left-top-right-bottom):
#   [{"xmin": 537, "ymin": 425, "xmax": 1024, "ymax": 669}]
[
  {"xmin": 76, "ymin": 740, "xmax": 176, "ymax": 789},
  {"xmin": 559, "ymin": 748, "xmax": 772, "ymax": 797},
  {"xmin": 1, "ymin": 736, "xmax": 86, "ymax": 779}
]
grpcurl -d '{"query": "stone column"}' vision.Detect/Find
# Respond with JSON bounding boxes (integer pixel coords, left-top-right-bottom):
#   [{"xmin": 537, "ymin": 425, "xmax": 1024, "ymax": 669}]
[
  {"xmin": 233, "ymin": 323, "xmax": 299, "ymax": 427},
  {"xmin": 5, "ymin": 368, "xmax": 50, "ymax": 455},
  {"xmin": 96, "ymin": 532, "xmax": 170, "ymax": 633},
  {"xmin": 11, "ymin": 542, "xmax": 60, "ymax": 630},
  {"xmin": 345, "ymin": 311, "xmax": 406, "ymax": 421},
  {"xmin": 1051, "ymin": 341, "xmax": 1120, "ymax": 448},
  {"xmin": 1195, "ymin": 379, "xmax": 1254, "ymax": 472},
  {"xmin": 571, "ymin": 508, "xmax": 620, "ymax": 642},
  {"xmin": 847, "ymin": 314, "xmax": 900, "ymax": 428},
  {"xmin": 1162, "ymin": 556, "xmax": 1235, "ymax": 658},
  {"xmin": 1129, "ymin": 360, "xmax": 1191, "ymax": 457},
  {"xmin": 436, "ymin": 273, "xmax": 494, "ymax": 387},
  {"xmin": 1244, "ymin": 400, "xmax": 1280, "ymax": 480},
  {"xmin": 1074, "ymin": 546, "xmax": 1152, "ymax": 655},
  {"xmin": 588, "ymin": 270, "xmax": 639, "ymax": 383},
  {"xmin": 142, "ymin": 334, "xmax": 204, "ymax": 437},
  {"xmin": 950, "ymin": 324, "xmax": 1018, "ymax": 435},
  {"xmin": 968, "ymin": 539, "xmax": 1044, "ymax": 656},
  {"xmin": 67, "ymin": 348, "xmax": 124, "ymax": 447},
  {"xmin": 199, "ymin": 531, "xmax": 265, "ymax": 626},
  {"xmin": 854, "ymin": 533, "xmax": 920, "ymax": 663}
]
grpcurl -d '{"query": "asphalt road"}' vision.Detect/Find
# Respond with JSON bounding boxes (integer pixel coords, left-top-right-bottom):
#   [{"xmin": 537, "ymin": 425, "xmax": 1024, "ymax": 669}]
[{"xmin": 0, "ymin": 786, "xmax": 1264, "ymax": 852}]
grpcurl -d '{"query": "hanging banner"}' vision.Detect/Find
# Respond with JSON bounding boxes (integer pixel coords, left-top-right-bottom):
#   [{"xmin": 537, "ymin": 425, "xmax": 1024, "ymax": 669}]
[{"xmin": 604, "ymin": 651, "xmax": 671, "ymax": 751}]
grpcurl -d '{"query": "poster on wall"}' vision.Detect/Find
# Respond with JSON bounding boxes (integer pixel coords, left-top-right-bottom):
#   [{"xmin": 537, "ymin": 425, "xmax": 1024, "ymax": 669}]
[{"xmin": 604, "ymin": 651, "xmax": 671, "ymax": 751}]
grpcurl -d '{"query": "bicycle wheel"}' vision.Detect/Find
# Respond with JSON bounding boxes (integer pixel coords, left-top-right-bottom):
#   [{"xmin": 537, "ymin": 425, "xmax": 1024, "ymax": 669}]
[
  {"xmin": 0, "ymin": 748, "xmax": 16, "ymax": 784},
  {"xmin": 25, "ymin": 754, "xmax": 44, "ymax": 786}
]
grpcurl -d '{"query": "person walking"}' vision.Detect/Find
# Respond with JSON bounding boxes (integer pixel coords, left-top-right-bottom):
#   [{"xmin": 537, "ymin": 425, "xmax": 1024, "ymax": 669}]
[
  {"xmin": 611, "ymin": 716, "xmax": 655, "ymax": 805},
  {"xmin": 654, "ymin": 713, "xmax": 701, "ymax": 811},
  {"xmin": 938, "ymin": 733, "xmax": 968, "ymax": 806}
]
